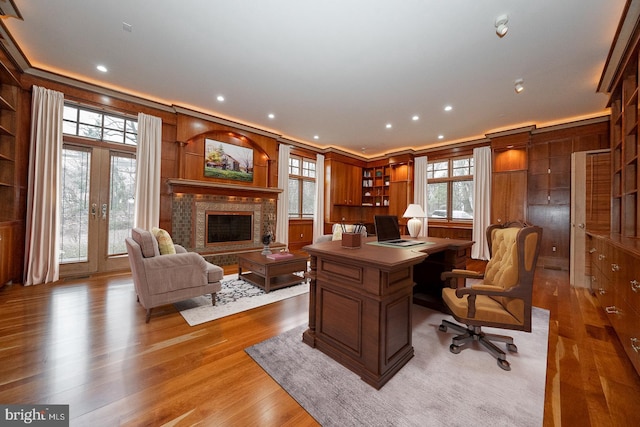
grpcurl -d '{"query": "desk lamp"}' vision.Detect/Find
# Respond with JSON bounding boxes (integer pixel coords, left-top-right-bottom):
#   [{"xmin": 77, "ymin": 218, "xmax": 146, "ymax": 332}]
[{"xmin": 403, "ymin": 204, "xmax": 426, "ymax": 238}]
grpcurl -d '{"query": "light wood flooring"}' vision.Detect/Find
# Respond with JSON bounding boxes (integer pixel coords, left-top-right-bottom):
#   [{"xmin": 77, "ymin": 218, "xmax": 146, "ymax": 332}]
[{"xmin": 1, "ymin": 260, "xmax": 640, "ymax": 426}]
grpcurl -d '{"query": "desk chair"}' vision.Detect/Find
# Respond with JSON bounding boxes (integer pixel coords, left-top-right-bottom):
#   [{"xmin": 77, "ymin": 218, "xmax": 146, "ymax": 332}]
[{"xmin": 438, "ymin": 222, "xmax": 542, "ymax": 370}]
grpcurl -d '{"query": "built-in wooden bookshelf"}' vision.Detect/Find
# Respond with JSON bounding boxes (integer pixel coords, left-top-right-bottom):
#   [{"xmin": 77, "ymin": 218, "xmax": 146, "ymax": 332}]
[
  {"xmin": 361, "ymin": 165, "xmax": 390, "ymax": 207},
  {"xmin": 610, "ymin": 53, "xmax": 640, "ymax": 237},
  {"xmin": 0, "ymin": 59, "xmax": 19, "ymax": 223}
]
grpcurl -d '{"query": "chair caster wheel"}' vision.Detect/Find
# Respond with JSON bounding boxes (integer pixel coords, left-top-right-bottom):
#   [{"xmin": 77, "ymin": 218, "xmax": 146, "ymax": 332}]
[
  {"xmin": 507, "ymin": 343, "xmax": 518, "ymax": 353},
  {"xmin": 439, "ymin": 324, "xmax": 447, "ymax": 332},
  {"xmin": 498, "ymin": 359, "xmax": 511, "ymax": 371},
  {"xmin": 450, "ymin": 344, "xmax": 461, "ymax": 354}
]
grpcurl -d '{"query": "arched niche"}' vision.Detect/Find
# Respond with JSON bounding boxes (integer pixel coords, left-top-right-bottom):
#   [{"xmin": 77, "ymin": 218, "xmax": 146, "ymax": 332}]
[{"xmin": 183, "ymin": 130, "xmax": 271, "ymax": 187}]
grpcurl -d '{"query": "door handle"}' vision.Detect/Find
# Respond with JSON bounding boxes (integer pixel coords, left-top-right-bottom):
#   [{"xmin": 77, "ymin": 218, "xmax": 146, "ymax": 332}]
[
  {"xmin": 91, "ymin": 203, "xmax": 97, "ymax": 219},
  {"xmin": 101, "ymin": 203, "xmax": 107, "ymax": 220}
]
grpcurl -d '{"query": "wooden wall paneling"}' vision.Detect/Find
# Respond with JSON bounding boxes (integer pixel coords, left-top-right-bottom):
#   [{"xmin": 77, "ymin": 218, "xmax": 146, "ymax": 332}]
[
  {"xmin": 529, "ymin": 204, "xmax": 570, "ymax": 270},
  {"xmin": 586, "ymin": 152, "xmax": 612, "ymax": 232},
  {"xmin": 491, "ymin": 170, "xmax": 527, "ymax": 224}
]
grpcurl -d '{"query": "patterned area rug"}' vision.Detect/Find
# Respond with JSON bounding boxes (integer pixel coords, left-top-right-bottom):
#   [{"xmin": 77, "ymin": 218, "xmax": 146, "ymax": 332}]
[
  {"xmin": 175, "ymin": 275, "xmax": 309, "ymax": 326},
  {"xmin": 246, "ymin": 305, "xmax": 549, "ymax": 427}
]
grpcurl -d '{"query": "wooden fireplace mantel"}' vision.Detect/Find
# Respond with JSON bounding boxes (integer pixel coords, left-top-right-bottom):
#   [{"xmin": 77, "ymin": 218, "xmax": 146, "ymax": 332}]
[{"xmin": 167, "ymin": 178, "xmax": 282, "ymax": 199}]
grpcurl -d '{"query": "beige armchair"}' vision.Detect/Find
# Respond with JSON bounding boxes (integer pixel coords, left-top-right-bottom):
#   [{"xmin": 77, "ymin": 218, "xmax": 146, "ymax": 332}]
[
  {"xmin": 125, "ymin": 228, "xmax": 223, "ymax": 322},
  {"xmin": 438, "ymin": 222, "xmax": 542, "ymax": 370}
]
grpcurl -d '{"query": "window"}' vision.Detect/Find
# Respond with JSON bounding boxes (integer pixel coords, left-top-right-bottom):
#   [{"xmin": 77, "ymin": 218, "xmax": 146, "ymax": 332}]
[
  {"xmin": 288, "ymin": 155, "xmax": 316, "ymax": 218},
  {"xmin": 427, "ymin": 156, "xmax": 474, "ymax": 220},
  {"xmin": 63, "ymin": 103, "xmax": 138, "ymax": 145}
]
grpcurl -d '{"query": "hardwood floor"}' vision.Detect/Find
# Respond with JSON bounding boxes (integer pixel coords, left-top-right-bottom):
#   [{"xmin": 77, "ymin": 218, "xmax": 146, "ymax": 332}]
[{"xmin": 1, "ymin": 262, "xmax": 639, "ymax": 426}]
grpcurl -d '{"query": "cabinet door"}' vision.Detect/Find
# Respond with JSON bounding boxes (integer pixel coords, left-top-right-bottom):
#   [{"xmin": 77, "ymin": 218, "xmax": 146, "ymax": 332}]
[
  {"xmin": 0, "ymin": 223, "xmax": 11, "ymax": 285},
  {"xmin": 492, "ymin": 171, "xmax": 527, "ymax": 223}
]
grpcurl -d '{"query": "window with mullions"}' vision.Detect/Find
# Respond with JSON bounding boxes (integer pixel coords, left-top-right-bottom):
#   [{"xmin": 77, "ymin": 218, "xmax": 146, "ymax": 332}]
[
  {"xmin": 63, "ymin": 103, "xmax": 138, "ymax": 145},
  {"xmin": 288, "ymin": 155, "xmax": 316, "ymax": 218},
  {"xmin": 427, "ymin": 156, "xmax": 474, "ymax": 220}
]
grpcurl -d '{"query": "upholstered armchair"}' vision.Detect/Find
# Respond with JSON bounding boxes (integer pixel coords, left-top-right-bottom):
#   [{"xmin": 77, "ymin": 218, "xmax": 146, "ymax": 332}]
[
  {"xmin": 438, "ymin": 222, "xmax": 542, "ymax": 370},
  {"xmin": 125, "ymin": 228, "xmax": 224, "ymax": 322}
]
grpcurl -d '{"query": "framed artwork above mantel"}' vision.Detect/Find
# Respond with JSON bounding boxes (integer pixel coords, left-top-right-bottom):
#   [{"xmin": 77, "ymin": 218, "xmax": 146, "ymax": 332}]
[{"xmin": 204, "ymin": 138, "xmax": 254, "ymax": 182}]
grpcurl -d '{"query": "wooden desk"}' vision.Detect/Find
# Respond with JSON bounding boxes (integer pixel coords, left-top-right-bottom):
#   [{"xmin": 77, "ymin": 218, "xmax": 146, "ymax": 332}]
[{"xmin": 302, "ymin": 236, "xmax": 472, "ymax": 389}]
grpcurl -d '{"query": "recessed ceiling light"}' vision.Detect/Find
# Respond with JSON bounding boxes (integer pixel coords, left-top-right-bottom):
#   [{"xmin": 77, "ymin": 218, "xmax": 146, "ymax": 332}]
[
  {"xmin": 444, "ymin": 105, "xmax": 453, "ymax": 112},
  {"xmin": 96, "ymin": 65, "xmax": 108, "ymax": 72},
  {"xmin": 386, "ymin": 123, "xmax": 392, "ymax": 129},
  {"xmin": 216, "ymin": 95, "xmax": 225, "ymax": 102},
  {"xmin": 514, "ymin": 79, "xmax": 524, "ymax": 93},
  {"xmin": 438, "ymin": 135, "xmax": 444, "ymax": 140},
  {"xmin": 268, "ymin": 113, "xmax": 275, "ymax": 119},
  {"xmin": 313, "ymin": 135, "xmax": 319, "ymax": 140},
  {"xmin": 122, "ymin": 22, "xmax": 133, "ymax": 32},
  {"xmin": 412, "ymin": 115, "xmax": 419, "ymax": 121}
]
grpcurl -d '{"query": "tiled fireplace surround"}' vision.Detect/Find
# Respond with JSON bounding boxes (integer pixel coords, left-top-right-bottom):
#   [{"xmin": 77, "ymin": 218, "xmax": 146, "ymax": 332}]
[{"xmin": 171, "ymin": 193, "xmax": 278, "ymax": 266}]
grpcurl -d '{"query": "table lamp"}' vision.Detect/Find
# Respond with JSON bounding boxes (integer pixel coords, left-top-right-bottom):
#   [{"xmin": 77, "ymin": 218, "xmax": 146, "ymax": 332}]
[{"xmin": 403, "ymin": 204, "xmax": 426, "ymax": 238}]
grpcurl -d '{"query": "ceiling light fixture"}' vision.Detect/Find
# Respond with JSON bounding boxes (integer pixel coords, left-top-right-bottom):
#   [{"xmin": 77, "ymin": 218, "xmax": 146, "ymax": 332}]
[
  {"xmin": 412, "ymin": 115, "xmax": 419, "ymax": 121},
  {"xmin": 216, "ymin": 95, "xmax": 225, "ymax": 102},
  {"xmin": 514, "ymin": 78, "xmax": 524, "ymax": 93},
  {"xmin": 438, "ymin": 135, "xmax": 444, "ymax": 140},
  {"xmin": 386, "ymin": 123, "xmax": 392, "ymax": 129},
  {"xmin": 313, "ymin": 135, "xmax": 319, "ymax": 140},
  {"xmin": 495, "ymin": 14, "xmax": 509, "ymax": 38},
  {"xmin": 96, "ymin": 65, "xmax": 107, "ymax": 72},
  {"xmin": 267, "ymin": 113, "xmax": 275, "ymax": 119},
  {"xmin": 444, "ymin": 105, "xmax": 453, "ymax": 112}
]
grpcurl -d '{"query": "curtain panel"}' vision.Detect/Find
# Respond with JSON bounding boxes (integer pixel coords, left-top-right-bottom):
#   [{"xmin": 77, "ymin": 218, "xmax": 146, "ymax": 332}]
[
  {"xmin": 134, "ymin": 113, "xmax": 162, "ymax": 230},
  {"xmin": 312, "ymin": 154, "xmax": 325, "ymax": 243},
  {"xmin": 275, "ymin": 144, "xmax": 291, "ymax": 245},
  {"xmin": 413, "ymin": 156, "xmax": 429, "ymax": 237},
  {"xmin": 472, "ymin": 146, "xmax": 492, "ymax": 260},
  {"xmin": 24, "ymin": 86, "xmax": 64, "ymax": 285}
]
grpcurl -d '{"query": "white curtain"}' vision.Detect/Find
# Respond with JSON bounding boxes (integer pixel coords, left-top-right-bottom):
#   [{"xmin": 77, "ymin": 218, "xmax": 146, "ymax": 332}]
[
  {"xmin": 472, "ymin": 146, "xmax": 492, "ymax": 260},
  {"xmin": 24, "ymin": 86, "xmax": 64, "ymax": 285},
  {"xmin": 134, "ymin": 113, "xmax": 162, "ymax": 230},
  {"xmin": 275, "ymin": 144, "xmax": 291, "ymax": 245},
  {"xmin": 413, "ymin": 156, "xmax": 429, "ymax": 237},
  {"xmin": 313, "ymin": 154, "xmax": 325, "ymax": 243}
]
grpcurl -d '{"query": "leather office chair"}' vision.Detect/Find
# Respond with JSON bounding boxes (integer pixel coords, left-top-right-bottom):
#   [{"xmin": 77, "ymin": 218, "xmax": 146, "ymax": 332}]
[
  {"xmin": 438, "ymin": 221, "xmax": 542, "ymax": 370},
  {"xmin": 125, "ymin": 228, "xmax": 224, "ymax": 322}
]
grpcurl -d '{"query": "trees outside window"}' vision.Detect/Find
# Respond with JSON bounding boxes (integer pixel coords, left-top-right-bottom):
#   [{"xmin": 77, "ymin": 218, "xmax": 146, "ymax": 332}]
[{"xmin": 427, "ymin": 156, "xmax": 474, "ymax": 221}]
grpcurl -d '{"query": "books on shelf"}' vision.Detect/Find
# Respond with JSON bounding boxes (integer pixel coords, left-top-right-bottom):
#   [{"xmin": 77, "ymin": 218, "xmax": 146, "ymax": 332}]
[{"xmin": 266, "ymin": 252, "xmax": 294, "ymax": 260}]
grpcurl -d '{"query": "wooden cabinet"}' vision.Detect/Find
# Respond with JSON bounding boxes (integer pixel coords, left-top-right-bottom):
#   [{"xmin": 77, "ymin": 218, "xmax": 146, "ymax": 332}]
[
  {"xmin": 0, "ymin": 222, "xmax": 16, "ymax": 286},
  {"xmin": 588, "ymin": 234, "xmax": 640, "ymax": 375},
  {"xmin": 288, "ymin": 219, "xmax": 313, "ymax": 251},
  {"xmin": 326, "ymin": 159, "xmax": 361, "ymax": 207}
]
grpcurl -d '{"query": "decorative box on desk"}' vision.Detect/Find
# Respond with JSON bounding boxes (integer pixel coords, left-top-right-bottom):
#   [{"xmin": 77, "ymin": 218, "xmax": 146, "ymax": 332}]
[{"xmin": 341, "ymin": 232, "xmax": 361, "ymax": 248}]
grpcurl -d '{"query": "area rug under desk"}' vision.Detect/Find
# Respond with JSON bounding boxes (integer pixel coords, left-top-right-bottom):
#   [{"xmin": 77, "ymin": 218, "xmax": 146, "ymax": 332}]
[
  {"xmin": 174, "ymin": 275, "xmax": 309, "ymax": 326},
  {"xmin": 246, "ymin": 305, "xmax": 550, "ymax": 427}
]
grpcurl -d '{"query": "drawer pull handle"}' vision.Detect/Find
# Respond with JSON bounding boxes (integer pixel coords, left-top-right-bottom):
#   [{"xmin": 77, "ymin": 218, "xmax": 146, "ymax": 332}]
[
  {"xmin": 631, "ymin": 280, "xmax": 640, "ymax": 293},
  {"xmin": 589, "ymin": 248, "xmax": 597, "ymax": 253},
  {"xmin": 598, "ymin": 288, "xmax": 605, "ymax": 295},
  {"xmin": 605, "ymin": 305, "xmax": 619, "ymax": 314},
  {"xmin": 632, "ymin": 338, "xmax": 640, "ymax": 353},
  {"xmin": 599, "ymin": 254, "xmax": 605, "ymax": 261},
  {"xmin": 611, "ymin": 264, "xmax": 620, "ymax": 272}
]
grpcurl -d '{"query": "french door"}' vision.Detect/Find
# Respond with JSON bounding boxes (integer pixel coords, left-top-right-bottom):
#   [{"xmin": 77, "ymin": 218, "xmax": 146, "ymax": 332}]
[{"xmin": 59, "ymin": 144, "xmax": 136, "ymax": 277}]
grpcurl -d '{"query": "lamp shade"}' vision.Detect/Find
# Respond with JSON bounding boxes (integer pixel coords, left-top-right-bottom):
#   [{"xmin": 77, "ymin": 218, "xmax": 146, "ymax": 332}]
[{"xmin": 402, "ymin": 204, "xmax": 426, "ymax": 218}]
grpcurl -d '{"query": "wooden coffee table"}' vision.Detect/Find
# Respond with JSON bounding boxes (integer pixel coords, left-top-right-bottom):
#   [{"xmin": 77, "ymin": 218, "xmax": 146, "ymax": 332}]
[{"xmin": 237, "ymin": 252, "xmax": 308, "ymax": 293}]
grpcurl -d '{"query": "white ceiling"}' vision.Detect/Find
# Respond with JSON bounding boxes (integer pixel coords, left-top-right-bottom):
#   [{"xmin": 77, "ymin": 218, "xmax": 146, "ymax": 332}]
[{"xmin": 1, "ymin": 0, "xmax": 627, "ymax": 157}]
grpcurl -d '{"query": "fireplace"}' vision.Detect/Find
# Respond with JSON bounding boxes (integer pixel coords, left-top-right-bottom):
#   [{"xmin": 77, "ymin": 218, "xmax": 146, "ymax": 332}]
[{"xmin": 206, "ymin": 211, "xmax": 253, "ymax": 245}]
